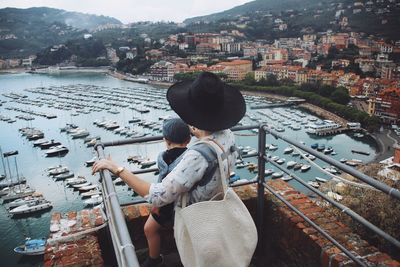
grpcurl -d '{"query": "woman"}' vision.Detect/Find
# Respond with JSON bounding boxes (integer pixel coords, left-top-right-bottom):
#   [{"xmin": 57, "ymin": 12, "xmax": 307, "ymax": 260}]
[{"xmin": 92, "ymin": 71, "xmax": 246, "ymax": 266}]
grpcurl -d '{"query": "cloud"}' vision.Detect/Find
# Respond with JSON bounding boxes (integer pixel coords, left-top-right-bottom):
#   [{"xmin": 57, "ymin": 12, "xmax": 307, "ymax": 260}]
[{"xmin": 0, "ymin": 0, "xmax": 253, "ymax": 23}]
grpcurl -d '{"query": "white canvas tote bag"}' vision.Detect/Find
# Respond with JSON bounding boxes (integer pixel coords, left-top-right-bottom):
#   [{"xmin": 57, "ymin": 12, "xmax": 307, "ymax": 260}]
[{"xmin": 174, "ymin": 140, "xmax": 258, "ymax": 267}]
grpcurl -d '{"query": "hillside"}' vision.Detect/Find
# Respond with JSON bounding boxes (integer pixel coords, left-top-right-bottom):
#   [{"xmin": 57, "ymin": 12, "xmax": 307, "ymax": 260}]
[
  {"xmin": 184, "ymin": 0, "xmax": 331, "ymax": 23},
  {"xmin": 0, "ymin": 7, "xmax": 122, "ymax": 58},
  {"xmin": 184, "ymin": 0, "xmax": 400, "ymax": 41}
]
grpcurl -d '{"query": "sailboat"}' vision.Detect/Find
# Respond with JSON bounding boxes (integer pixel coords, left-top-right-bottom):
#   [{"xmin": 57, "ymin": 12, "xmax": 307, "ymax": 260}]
[{"xmin": 1, "ymin": 151, "xmax": 34, "ymax": 202}]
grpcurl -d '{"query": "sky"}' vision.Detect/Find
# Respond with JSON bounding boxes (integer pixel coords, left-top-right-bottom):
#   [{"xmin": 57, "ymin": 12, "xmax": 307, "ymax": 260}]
[{"xmin": 0, "ymin": 0, "xmax": 254, "ymax": 23}]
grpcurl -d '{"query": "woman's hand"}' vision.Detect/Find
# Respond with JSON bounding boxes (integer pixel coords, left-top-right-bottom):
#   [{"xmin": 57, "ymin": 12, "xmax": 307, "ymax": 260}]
[{"xmin": 92, "ymin": 158, "xmax": 119, "ymax": 175}]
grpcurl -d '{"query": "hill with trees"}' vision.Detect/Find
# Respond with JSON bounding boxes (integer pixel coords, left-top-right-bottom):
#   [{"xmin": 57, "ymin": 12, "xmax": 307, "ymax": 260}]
[
  {"xmin": 0, "ymin": 7, "xmax": 121, "ymax": 58},
  {"xmin": 184, "ymin": 0, "xmax": 400, "ymax": 41}
]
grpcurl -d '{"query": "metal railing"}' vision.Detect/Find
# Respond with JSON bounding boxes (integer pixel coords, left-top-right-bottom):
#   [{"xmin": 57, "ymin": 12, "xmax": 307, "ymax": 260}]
[
  {"xmin": 96, "ymin": 144, "xmax": 140, "ymax": 267},
  {"xmin": 94, "ymin": 124, "xmax": 400, "ymax": 267}
]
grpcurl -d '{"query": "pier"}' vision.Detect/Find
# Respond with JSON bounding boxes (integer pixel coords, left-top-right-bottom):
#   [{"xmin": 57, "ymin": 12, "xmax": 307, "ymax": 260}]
[
  {"xmin": 250, "ymin": 102, "xmax": 295, "ymax": 109},
  {"xmin": 250, "ymin": 97, "xmax": 306, "ymax": 110},
  {"xmin": 311, "ymin": 127, "xmax": 349, "ymax": 136}
]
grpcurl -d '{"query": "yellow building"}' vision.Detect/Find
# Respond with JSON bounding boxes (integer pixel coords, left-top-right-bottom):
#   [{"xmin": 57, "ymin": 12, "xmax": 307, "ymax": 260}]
[{"xmin": 217, "ymin": 60, "xmax": 253, "ymax": 81}]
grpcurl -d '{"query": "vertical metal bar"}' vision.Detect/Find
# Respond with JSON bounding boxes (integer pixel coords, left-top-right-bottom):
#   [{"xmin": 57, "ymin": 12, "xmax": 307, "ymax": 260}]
[
  {"xmin": 95, "ymin": 144, "xmax": 140, "ymax": 267},
  {"xmin": 256, "ymin": 125, "xmax": 266, "ymax": 266}
]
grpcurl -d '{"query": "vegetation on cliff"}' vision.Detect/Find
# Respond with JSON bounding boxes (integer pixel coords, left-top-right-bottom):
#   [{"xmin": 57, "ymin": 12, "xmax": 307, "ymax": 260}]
[
  {"xmin": 34, "ymin": 38, "xmax": 109, "ymax": 67},
  {"xmin": 326, "ymin": 164, "xmax": 400, "ymax": 258}
]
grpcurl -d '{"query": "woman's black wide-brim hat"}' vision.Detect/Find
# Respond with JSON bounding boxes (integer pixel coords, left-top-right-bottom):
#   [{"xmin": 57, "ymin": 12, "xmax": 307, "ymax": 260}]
[{"xmin": 167, "ymin": 72, "xmax": 246, "ymax": 132}]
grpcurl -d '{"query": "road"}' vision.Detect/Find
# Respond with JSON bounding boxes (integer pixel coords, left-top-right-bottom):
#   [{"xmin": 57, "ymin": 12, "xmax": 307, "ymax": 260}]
[{"xmin": 372, "ymin": 128, "xmax": 400, "ymax": 162}]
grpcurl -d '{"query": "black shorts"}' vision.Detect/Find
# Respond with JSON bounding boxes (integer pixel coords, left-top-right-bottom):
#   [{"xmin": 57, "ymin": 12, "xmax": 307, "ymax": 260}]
[{"xmin": 151, "ymin": 203, "xmax": 174, "ymax": 226}]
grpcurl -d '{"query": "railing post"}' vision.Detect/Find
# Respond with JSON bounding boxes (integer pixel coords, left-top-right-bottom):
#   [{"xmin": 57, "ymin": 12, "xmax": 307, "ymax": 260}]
[
  {"xmin": 95, "ymin": 143, "xmax": 140, "ymax": 267},
  {"xmin": 256, "ymin": 124, "xmax": 266, "ymax": 266}
]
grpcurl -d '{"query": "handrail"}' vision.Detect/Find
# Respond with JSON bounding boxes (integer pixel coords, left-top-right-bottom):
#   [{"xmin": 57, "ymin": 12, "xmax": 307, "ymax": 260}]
[
  {"xmin": 263, "ymin": 182, "xmax": 367, "ymax": 267},
  {"xmin": 256, "ymin": 125, "xmax": 266, "ymax": 267},
  {"xmin": 95, "ymin": 144, "xmax": 140, "ymax": 267},
  {"xmin": 95, "ymin": 123, "xmax": 399, "ymax": 266},
  {"xmin": 265, "ymin": 156, "xmax": 400, "ymax": 249},
  {"xmin": 263, "ymin": 125, "xmax": 400, "ymax": 200},
  {"xmin": 101, "ymin": 125, "xmax": 259, "ymax": 147}
]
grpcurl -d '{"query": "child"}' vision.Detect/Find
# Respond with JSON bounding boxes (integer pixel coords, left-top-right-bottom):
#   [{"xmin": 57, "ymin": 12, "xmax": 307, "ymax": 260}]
[{"xmin": 142, "ymin": 118, "xmax": 191, "ymax": 267}]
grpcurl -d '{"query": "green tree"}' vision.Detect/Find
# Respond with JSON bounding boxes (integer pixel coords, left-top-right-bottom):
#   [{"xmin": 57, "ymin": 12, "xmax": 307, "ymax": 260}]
[
  {"xmin": 243, "ymin": 72, "xmax": 256, "ymax": 85},
  {"xmin": 265, "ymin": 74, "xmax": 280, "ymax": 86},
  {"xmin": 318, "ymin": 85, "xmax": 335, "ymax": 97},
  {"xmin": 330, "ymin": 87, "xmax": 351, "ymax": 105}
]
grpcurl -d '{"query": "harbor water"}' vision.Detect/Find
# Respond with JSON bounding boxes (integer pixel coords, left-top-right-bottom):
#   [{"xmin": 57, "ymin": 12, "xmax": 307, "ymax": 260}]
[{"xmin": 0, "ymin": 72, "xmax": 377, "ymax": 266}]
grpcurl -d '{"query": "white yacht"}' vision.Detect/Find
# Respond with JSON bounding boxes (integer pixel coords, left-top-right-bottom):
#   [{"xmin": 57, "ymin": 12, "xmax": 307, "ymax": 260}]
[
  {"xmin": 283, "ymin": 146, "xmax": 293, "ymax": 154},
  {"xmin": 45, "ymin": 145, "xmax": 69, "ymax": 157},
  {"xmin": 286, "ymin": 161, "xmax": 297, "ymax": 168},
  {"xmin": 84, "ymin": 195, "xmax": 103, "ymax": 206},
  {"xmin": 301, "ymin": 165, "xmax": 311, "ymax": 172},
  {"xmin": 306, "ymin": 120, "xmax": 340, "ymax": 134},
  {"xmin": 9, "ymin": 199, "xmax": 52, "ymax": 215}
]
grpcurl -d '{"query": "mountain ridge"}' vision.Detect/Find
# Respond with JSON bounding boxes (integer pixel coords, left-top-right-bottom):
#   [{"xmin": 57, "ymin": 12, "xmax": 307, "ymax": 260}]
[{"xmin": 0, "ymin": 7, "xmax": 122, "ymax": 57}]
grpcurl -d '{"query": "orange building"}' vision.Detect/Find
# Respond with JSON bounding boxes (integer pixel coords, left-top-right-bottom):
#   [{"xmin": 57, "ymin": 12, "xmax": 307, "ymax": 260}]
[{"xmin": 369, "ymin": 87, "xmax": 400, "ymax": 123}]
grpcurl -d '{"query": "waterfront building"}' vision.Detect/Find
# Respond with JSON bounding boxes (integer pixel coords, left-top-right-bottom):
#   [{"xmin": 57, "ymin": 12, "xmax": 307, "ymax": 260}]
[
  {"xmin": 216, "ymin": 59, "xmax": 252, "ymax": 81},
  {"xmin": 148, "ymin": 61, "xmax": 175, "ymax": 82},
  {"xmin": 368, "ymin": 87, "xmax": 400, "ymax": 124}
]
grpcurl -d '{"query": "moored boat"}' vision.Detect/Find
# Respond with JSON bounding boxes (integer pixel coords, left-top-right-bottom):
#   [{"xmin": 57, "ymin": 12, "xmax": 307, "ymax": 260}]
[
  {"xmin": 48, "ymin": 166, "xmax": 69, "ymax": 176},
  {"xmin": 66, "ymin": 177, "xmax": 86, "ymax": 186},
  {"xmin": 301, "ymin": 165, "xmax": 311, "ymax": 172},
  {"xmin": 54, "ymin": 172, "xmax": 74, "ymax": 180},
  {"xmin": 283, "ymin": 146, "xmax": 293, "ymax": 154},
  {"xmin": 85, "ymin": 157, "xmax": 97, "ymax": 167},
  {"xmin": 7, "ymin": 194, "xmax": 43, "ymax": 209},
  {"xmin": 9, "ymin": 199, "xmax": 52, "ymax": 215},
  {"xmin": 307, "ymin": 181, "xmax": 320, "ymax": 188},
  {"xmin": 39, "ymin": 140, "xmax": 61, "ymax": 149},
  {"xmin": 286, "ymin": 161, "xmax": 297, "ymax": 168},
  {"xmin": 264, "ymin": 169, "xmax": 274, "ymax": 176},
  {"xmin": 78, "ymin": 184, "xmax": 98, "ymax": 191},
  {"xmin": 272, "ymin": 172, "xmax": 284, "ymax": 179},
  {"xmin": 14, "ymin": 238, "xmax": 46, "ymax": 255},
  {"xmin": 140, "ymin": 160, "xmax": 156, "ymax": 168},
  {"xmin": 45, "ymin": 145, "xmax": 69, "ymax": 157},
  {"xmin": 315, "ymin": 177, "xmax": 328, "ymax": 183},
  {"xmin": 81, "ymin": 189, "xmax": 101, "ymax": 197},
  {"xmin": 84, "ymin": 195, "xmax": 103, "ymax": 206}
]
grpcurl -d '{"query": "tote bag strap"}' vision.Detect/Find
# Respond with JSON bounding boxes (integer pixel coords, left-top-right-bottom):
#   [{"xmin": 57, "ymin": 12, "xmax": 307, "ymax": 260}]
[{"xmin": 181, "ymin": 139, "xmax": 230, "ymax": 208}]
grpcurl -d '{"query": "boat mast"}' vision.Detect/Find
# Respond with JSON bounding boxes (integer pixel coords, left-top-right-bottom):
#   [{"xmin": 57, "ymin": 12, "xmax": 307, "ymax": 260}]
[
  {"xmin": 0, "ymin": 146, "xmax": 7, "ymax": 178},
  {"xmin": 14, "ymin": 157, "xmax": 21, "ymax": 191},
  {"xmin": 5, "ymin": 154, "xmax": 13, "ymax": 182}
]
